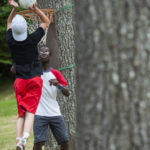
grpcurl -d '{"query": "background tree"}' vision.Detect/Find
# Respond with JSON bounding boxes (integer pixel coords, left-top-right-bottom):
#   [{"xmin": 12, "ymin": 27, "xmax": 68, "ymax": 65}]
[
  {"xmin": 37, "ymin": 0, "xmax": 76, "ymax": 150},
  {"xmin": 75, "ymin": 0, "xmax": 150, "ymax": 150}
]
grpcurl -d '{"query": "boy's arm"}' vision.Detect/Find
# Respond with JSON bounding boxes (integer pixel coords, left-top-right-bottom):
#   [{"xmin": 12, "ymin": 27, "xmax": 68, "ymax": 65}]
[
  {"xmin": 29, "ymin": 3, "xmax": 50, "ymax": 30},
  {"xmin": 7, "ymin": 0, "xmax": 18, "ymax": 30},
  {"xmin": 49, "ymin": 79, "xmax": 70, "ymax": 97}
]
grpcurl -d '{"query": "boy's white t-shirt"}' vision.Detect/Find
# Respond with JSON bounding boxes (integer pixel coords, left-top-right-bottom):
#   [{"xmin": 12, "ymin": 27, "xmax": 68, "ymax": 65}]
[{"xmin": 36, "ymin": 68, "xmax": 68, "ymax": 117}]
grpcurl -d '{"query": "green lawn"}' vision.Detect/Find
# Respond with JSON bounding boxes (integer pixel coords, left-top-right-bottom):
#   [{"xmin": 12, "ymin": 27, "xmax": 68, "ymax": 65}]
[
  {"xmin": 0, "ymin": 116, "xmax": 34, "ymax": 150},
  {"xmin": 0, "ymin": 79, "xmax": 34, "ymax": 150}
]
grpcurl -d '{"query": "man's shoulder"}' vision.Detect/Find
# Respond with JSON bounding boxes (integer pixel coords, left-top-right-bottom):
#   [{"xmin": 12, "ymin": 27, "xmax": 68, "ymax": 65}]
[
  {"xmin": 50, "ymin": 68, "xmax": 68, "ymax": 86},
  {"xmin": 51, "ymin": 68, "xmax": 62, "ymax": 76}
]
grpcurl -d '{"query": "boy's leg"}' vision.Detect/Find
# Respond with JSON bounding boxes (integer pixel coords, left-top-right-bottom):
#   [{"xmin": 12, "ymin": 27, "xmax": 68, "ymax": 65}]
[
  {"xmin": 16, "ymin": 112, "xmax": 34, "ymax": 150},
  {"xmin": 24, "ymin": 111, "xmax": 34, "ymax": 133},
  {"xmin": 22, "ymin": 111, "xmax": 34, "ymax": 144},
  {"xmin": 33, "ymin": 142, "xmax": 45, "ymax": 150},
  {"xmin": 20, "ymin": 76, "xmax": 43, "ymax": 144},
  {"xmin": 60, "ymin": 142, "xmax": 69, "ymax": 150},
  {"xmin": 19, "ymin": 76, "xmax": 43, "ymax": 145},
  {"xmin": 16, "ymin": 116, "xmax": 25, "ymax": 145},
  {"xmin": 14, "ymin": 78, "xmax": 26, "ymax": 148},
  {"xmin": 50, "ymin": 116, "xmax": 69, "ymax": 149},
  {"xmin": 16, "ymin": 116, "xmax": 25, "ymax": 138},
  {"xmin": 15, "ymin": 77, "xmax": 43, "ymax": 149},
  {"xmin": 33, "ymin": 115, "xmax": 49, "ymax": 150}
]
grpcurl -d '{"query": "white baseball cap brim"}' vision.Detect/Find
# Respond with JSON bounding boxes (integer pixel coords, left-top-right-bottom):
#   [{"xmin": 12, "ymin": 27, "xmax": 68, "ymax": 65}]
[{"xmin": 12, "ymin": 29, "xmax": 27, "ymax": 41}]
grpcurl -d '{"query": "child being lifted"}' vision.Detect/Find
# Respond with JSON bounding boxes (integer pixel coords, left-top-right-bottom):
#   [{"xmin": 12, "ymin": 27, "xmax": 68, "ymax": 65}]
[{"xmin": 6, "ymin": 0, "xmax": 50, "ymax": 150}]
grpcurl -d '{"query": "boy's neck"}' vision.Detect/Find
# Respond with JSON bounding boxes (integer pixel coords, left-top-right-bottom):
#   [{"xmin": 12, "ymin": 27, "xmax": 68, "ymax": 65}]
[{"xmin": 42, "ymin": 61, "xmax": 51, "ymax": 71}]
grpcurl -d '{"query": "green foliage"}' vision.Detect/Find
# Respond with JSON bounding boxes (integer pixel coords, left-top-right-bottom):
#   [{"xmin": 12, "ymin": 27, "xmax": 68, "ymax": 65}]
[
  {"xmin": 0, "ymin": 0, "xmax": 23, "ymax": 66},
  {"xmin": 0, "ymin": 52, "xmax": 11, "ymax": 65},
  {"xmin": 0, "ymin": 2, "xmax": 11, "ymax": 52},
  {"xmin": 0, "ymin": 59, "xmax": 11, "ymax": 64}
]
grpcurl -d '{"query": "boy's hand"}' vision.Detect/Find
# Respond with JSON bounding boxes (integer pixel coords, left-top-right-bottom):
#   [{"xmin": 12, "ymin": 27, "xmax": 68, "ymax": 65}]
[
  {"xmin": 28, "ymin": 3, "xmax": 38, "ymax": 11},
  {"xmin": 49, "ymin": 79, "xmax": 59, "ymax": 87},
  {"xmin": 8, "ymin": 0, "xmax": 18, "ymax": 8}
]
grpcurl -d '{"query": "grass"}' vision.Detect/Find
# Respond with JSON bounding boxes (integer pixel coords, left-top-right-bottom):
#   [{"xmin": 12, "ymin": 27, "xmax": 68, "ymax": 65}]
[
  {"xmin": 0, "ymin": 78, "xmax": 34, "ymax": 150},
  {"xmin": 0, "ymin": 96, "xmax": 17, "ymax": 117},
  {"xmin": 0, "ymin": 116, "xmax": 34, "ymax": 150}
]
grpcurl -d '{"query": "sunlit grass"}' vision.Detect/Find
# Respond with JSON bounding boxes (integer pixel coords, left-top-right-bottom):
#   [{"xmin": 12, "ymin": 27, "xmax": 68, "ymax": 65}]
[
  {"xmin": 0, "ymin": 116, "xmax": 34, "ymax": 150},
  {"xmin": 0, "ymin": 95, "xmax": 17, "ymax": 117}
]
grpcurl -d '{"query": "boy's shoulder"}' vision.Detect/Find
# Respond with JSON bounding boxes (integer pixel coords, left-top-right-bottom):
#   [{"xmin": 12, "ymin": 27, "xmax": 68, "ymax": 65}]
[
  {"xmin": 50, "ymin": 68, "xmax": 68, "ymax": 86},
  {"xmin": 51, "ymin": 68, "xmax": 62, "ymax": 76}
]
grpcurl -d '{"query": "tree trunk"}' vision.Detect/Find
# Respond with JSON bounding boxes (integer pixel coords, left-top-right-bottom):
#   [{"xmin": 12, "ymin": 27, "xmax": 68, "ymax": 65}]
[
  {"xmin": 75, "ymin": 0, "xmax": 150, "ymax": 150},
  {"xmin": 38, "ymin": 0, "xmax": 76, "ymax": 150}
]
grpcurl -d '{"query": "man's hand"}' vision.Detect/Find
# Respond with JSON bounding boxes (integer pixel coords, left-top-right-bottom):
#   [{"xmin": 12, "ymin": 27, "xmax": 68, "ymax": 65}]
[
  {"xmin": 8, "ymin": 0, "xmax": 18, "ymax": 8},
  {"xmin": 49, "ymin": 79, "xmax": 59, "ymax": 87},
  {"xmin": 49, "ymin": 79, "xmax": 70, "ymax": 97}
]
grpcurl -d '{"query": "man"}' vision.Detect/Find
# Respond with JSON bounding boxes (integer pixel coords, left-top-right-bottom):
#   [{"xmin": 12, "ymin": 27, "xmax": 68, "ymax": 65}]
[
  {"xmin": 33, "ymin": 46, "xmax": 70, "ymax": 150},
  {"xmin": 6, "ymin": 1, "xmax": 50, "ymax": 149}
]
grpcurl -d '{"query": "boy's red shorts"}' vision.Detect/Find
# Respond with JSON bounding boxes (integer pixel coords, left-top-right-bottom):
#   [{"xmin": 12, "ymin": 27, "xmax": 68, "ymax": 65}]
[{"xmin": 14, "ymin": 76, "xmax": 43, "ymax": 117}]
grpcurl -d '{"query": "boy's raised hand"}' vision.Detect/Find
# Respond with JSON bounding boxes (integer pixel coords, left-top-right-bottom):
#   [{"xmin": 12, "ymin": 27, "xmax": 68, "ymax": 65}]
[
  {"xmin": 28, "ymin": 3, "xmax": 38, "ymax": 11},
  {"xmin": 8, "ymin": 0, "xmax": 18, "ymax": 8}
]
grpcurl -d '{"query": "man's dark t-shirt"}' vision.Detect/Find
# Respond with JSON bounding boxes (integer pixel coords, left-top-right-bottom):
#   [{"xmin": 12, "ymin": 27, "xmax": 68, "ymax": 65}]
[{"xmin": 6, "ymin": 27, "xmax": 45, "ymax": 79}]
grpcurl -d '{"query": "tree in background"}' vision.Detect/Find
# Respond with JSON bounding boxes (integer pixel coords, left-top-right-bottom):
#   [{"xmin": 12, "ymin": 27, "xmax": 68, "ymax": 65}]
[
  {"xmin": 75, "ymin": 0, "xmax": 150, "ymax": 150},
  {"xmin": 37, "ymin": 0, "xmax": 76, "ymax": 150}
]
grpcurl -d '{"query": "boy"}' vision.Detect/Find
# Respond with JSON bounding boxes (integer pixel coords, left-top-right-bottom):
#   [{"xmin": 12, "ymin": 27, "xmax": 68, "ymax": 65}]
[
  {"xmin": 33, "ymin": 46, "xmax": 70, "ymax": 150},
  {"xmin": 6, "ymin": 1, "xmax": 50, "ymax": 150}
]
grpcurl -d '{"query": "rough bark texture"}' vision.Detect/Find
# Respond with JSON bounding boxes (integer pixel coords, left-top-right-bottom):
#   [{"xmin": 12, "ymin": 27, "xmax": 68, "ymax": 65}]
[
  {"xmin": 37, "ymin": 0, "xmax": 76, "ymax": 150},
  {"xmin": 75, "ymin": 0, "xmax": 150, "ymax": 150}
]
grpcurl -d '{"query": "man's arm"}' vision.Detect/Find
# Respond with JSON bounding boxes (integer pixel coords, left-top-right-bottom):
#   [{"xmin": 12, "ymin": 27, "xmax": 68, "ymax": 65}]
[
  {"xmin": 29, "ymin": 3, "xmax": 50, "ymax": 30},
  {"xmin": 7, "ymin": 0, "xmax": 18, "ymax": 30},
  {"xmin": 49, "ymin": 79, "xmax": 70, "ymax": 97}
]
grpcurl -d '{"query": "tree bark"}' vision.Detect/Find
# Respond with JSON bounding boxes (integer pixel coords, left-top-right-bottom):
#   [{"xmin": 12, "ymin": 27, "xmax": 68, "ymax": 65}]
[
  {"xmin": 37, "ymin": 0, "xmax": 76, "ymax": 150},
  {"xmin": 75, "ymin": 0, "xmax": 150, "ymax": 150}
]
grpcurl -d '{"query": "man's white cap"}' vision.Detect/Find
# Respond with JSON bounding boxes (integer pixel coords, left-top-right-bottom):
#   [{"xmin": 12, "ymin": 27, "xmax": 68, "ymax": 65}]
[{"xmin": 12, "ymin": 14, "xmax": 27, "ymax": 41}]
